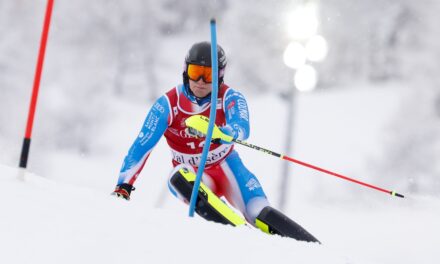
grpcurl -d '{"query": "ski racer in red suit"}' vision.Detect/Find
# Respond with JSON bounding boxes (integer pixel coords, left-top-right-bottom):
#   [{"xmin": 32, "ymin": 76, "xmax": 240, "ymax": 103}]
[{"xmin": 112, "ymin": 42, "xmax": 319, "ymax": 243}]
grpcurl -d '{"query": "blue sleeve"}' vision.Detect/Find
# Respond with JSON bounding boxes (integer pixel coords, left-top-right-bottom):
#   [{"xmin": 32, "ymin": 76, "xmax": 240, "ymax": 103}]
[
  {"xmin": 117, "ymin": 95, "xmax": 170, "ymax": 185},
  {"xmin": 223, "ymin": 89, "xmax": 250, "ymax": 140}
]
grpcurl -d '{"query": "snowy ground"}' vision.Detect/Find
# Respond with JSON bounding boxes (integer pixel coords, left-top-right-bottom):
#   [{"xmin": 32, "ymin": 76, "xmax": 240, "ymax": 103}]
[
  {"xmin": 1, "ymin": 165, "xmax": 439, "ymax": 264},
  {"xmin": 1, "ymin": 85, "xmax": 440, "ymax": 263}
]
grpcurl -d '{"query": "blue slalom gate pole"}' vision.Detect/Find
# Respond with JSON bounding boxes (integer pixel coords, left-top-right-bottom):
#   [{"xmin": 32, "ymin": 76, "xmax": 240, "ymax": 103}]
[{"xmin": 189, "ymin": 19, "xmax": 219, "ymax": 217}]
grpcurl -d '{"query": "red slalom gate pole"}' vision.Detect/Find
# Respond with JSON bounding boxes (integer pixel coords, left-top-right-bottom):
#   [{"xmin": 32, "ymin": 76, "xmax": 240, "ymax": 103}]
[
  {"xmin": 233, "ymin": 139, "xmax": 405, "ymax": 198},
  {"xmin": 19, "ymin": 0, "xmax": 55, "ymax": 169}
]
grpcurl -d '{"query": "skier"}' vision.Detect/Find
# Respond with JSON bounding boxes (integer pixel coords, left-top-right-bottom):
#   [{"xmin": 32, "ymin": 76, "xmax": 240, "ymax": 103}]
[{"xmin": 112, "ymin": 41, "xmax": 319, "ymax": 243}]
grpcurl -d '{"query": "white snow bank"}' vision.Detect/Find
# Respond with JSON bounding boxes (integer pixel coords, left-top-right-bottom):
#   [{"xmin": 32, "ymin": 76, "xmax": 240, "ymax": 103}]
[{"xmin": 0, "ymin": 164, "xmax": 356, "ymax": 264}]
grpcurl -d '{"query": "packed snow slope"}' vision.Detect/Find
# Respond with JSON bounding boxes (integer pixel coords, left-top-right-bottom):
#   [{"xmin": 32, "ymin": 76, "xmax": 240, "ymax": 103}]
[
  {"xmin": 1, "ymin": 163, "xmax": 439, "ymax": 264},
  {"xmin": 0, "ymin": 164, "xmax": 344, "ymax": 264}
]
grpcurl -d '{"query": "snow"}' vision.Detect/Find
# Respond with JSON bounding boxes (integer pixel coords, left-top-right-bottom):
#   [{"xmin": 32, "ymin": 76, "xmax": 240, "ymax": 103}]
[
  {"xmin": 1, "ymin": 165, "xmax": 439, "ymax": 264},
  {"xmin": 0, "ymin": 165, "xmax": 341, "ymax": 264}
]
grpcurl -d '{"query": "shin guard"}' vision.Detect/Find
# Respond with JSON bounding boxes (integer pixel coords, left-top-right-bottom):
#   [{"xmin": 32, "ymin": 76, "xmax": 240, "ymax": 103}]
[
  {"xmin": 170, "ymin": 167, "xmax": 246, "ymax": 227},
  {"xmin": 255, "ymin": 206, "xmax": 320, "ymax": 243}
]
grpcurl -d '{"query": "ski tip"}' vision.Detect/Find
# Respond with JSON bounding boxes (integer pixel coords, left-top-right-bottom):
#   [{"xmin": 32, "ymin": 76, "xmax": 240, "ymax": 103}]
[
  {"xmin": 391, "ymin": 191, "xmax": 405, "ymax": 198},
  {"xmin": 210, "ymin": 18, "xmax": 216, "ymax": 24}
]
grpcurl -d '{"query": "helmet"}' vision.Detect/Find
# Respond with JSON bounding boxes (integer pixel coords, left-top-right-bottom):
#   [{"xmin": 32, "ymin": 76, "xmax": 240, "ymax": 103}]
[
  {"xmin": 185, "ymin": 41, "xmax": 227, "ymax": 68},
  {"xmin": 183, "ymin": 41, "xmax": 227, "ymax": 86}
]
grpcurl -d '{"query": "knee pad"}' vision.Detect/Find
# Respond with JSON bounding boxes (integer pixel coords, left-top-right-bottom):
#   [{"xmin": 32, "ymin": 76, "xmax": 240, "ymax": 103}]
[
  {"xmin": 255, "ymin": 206, "xmax": 320, "ymax": 243},
  {"xmin": 169, "ymin": 166, "xmax": 246, "ymax": 227}
]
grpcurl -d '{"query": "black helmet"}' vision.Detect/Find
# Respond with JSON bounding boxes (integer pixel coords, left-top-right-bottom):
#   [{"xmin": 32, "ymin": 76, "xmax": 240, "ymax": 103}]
[{"xmin": 183, "ymin": 41, "xmax": 227, "ymax": 86}]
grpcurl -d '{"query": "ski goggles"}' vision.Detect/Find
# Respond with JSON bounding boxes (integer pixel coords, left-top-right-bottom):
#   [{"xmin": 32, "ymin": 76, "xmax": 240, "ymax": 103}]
[{"xmin": 187, "ymin": 64, "xmax": 212, "ymax": 83}]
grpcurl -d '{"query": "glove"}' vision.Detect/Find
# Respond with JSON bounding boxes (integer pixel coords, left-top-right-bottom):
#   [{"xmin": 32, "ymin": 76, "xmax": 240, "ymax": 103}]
[
  {"xmin": 212, "ymin": 125, "xmax": 236, "ymax": 145},
  {"xmin": 111, "ymin": 183, "xmax": 135, "ymax": 200}
]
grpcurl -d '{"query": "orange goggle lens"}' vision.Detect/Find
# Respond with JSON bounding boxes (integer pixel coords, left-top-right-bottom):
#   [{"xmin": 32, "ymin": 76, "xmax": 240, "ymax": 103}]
[{"xmin": 187, "ymin": 64, "xmax": 212, "ymax": 83}]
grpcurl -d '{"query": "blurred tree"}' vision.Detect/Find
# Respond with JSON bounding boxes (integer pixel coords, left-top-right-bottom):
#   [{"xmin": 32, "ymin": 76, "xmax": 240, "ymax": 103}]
[
  {"xmin": 319, "ymin": 0, "xmax": 424, "ymax": 86},
  {"xmin": 1, "ymin": 0, "xmax": 439, "ymax": 190},
  {"xmin": 220, "ymin": 0, "xmax": 293, "ymax": 93},
  {"xmin": 375, "ymin": 0, "xmax": 440, "ymax": 196}
]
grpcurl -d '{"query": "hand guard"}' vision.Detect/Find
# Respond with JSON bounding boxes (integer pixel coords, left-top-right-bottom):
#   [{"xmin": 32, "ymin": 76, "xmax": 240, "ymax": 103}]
[
  {"xmin": 111, "ymin": 183, "xmax": 135, "ymax": 200},
  {"xmin": 187, "ymin": 127, "xmax": 205, "ymax": 138},
  {"xmin": 212, "ymin": 125, "xmax": 235, "ymax": 145}
]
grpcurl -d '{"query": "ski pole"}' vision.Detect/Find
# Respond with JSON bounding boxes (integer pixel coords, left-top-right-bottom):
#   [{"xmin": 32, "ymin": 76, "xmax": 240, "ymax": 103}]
[
  {"xmin": 185, "ymin": 115, "xmax": 405, "ymax": 198},
  {"xmin": 233, "ymin": 139, "xmax": 404, "ymax": 198}
]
